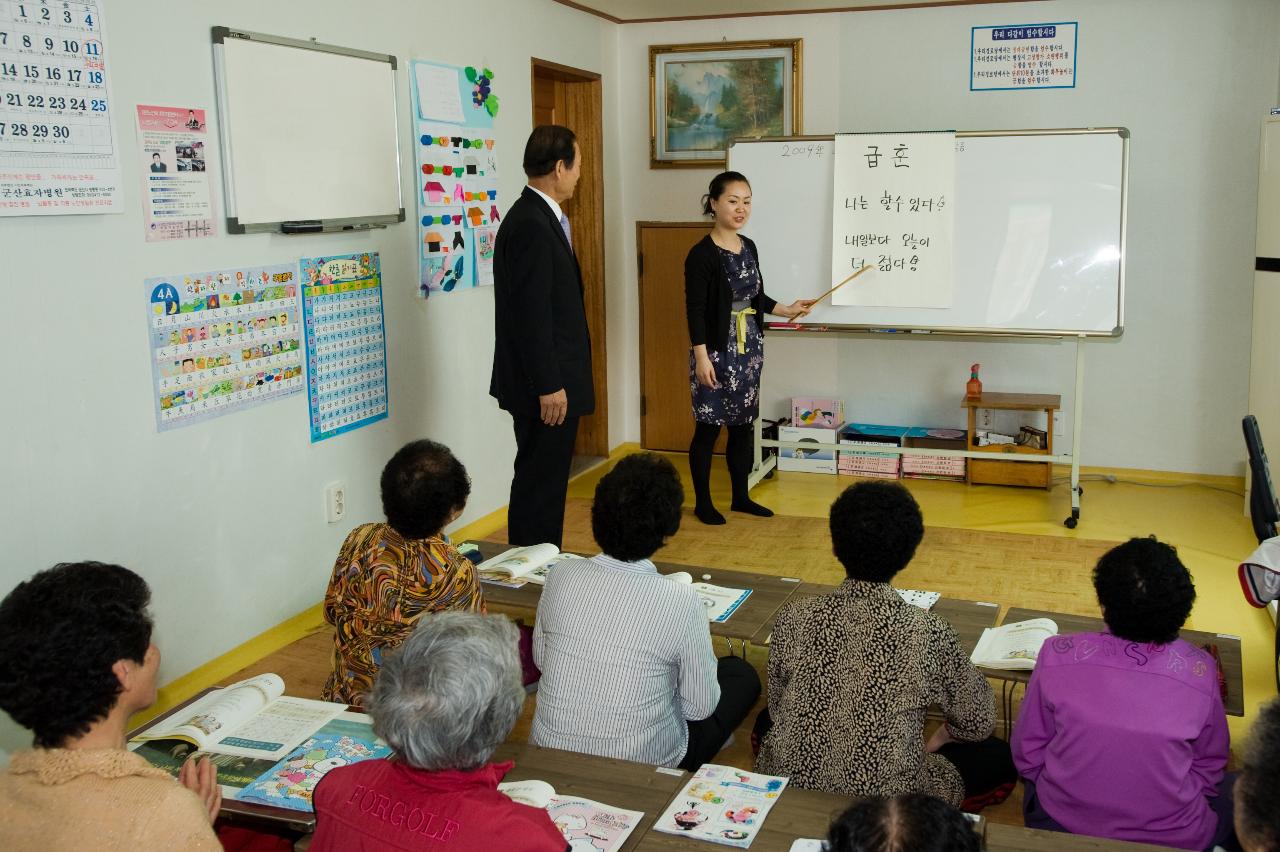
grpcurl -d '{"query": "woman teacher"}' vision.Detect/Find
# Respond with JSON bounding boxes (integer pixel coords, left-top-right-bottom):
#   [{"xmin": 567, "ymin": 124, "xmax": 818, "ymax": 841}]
[{"xmin": 685, "ymin": 171, "xmax": 812, "ymax": 525}]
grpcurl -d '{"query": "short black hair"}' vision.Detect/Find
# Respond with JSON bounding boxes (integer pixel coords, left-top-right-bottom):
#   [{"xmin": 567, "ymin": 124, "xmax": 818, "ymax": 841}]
[
  {"xmin": 829, "ymin": 481, "xmax": 924, "ymax": 583},
  {"xmin": 1238, "ymin": 698, "xmax": 1280, "ymax": 852},
  {"xmin": 702, "ymin": 170, "xmax": 751, "ymax": 215},
  {"xmin": 826, "ymin": 794, "xmax": 979, "ymax": 852},
  {"xmin": 0, "ymin": 562, "xmax": 153, "ymax": 748},
  {"xmin": 591, "ymin": 453, "xmax": 683, "ymax": 562},
  {"xmin": 1093, "ymin": 537, "xmax": 1194, "ymax": 643},
  {"xmin": 380, "ymin": 440, "xmax": 471, "ymax": 540},
  {"xmin": 522, "ymin": 125, "xmax": 577, "ymax": 178}
]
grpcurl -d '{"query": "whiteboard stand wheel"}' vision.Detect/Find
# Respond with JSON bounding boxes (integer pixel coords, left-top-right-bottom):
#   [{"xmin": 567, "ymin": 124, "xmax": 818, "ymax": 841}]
[{"xmin": 1064, "ymin": 512, "xmax": 1079, "ymax": 530}]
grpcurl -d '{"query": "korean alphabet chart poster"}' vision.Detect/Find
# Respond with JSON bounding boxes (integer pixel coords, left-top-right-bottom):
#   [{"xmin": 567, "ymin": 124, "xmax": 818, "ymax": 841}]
[
  {"xmin": 830, "ymin": 131, "xmax": 955, "ymax": 309},
  {"xmin": 134, "ymin": 104, "xmax": 214, "ymax": 240},
  {"xmin": 0, "ymin": 0, "xmax": 121, "ymax": 215},
  {"xmin": 300, "ymin": 252, "xmax": 388, "ymax": 442},
  {"xmin": 145, "ymin": 263, "xmax": 304, "ymax": 432},
  {"xmin": 410, "ymin": 60, "xmax": 499, "ymax": 297}
]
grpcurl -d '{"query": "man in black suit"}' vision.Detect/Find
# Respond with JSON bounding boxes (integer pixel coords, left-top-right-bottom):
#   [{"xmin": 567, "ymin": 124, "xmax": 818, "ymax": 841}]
[{"xmin": 491, "ymin": 125, "xmax": 593, "ymax": 548}]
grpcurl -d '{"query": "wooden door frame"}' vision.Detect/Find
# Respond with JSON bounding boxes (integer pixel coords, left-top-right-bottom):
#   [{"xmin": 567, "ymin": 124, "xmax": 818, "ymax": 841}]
[
  {"xmin": 636, "ymin": 220, "xmax": 709, "ymax": 450},
  {"xmin": 531, "ymin": 58, "xmax": 609, "ymax": 457}
]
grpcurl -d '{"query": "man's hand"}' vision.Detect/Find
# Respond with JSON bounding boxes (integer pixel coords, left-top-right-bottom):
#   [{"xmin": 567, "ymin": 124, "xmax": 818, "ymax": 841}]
[
  {"xmin": 179, "ymin": 755, "xmax": 222, "ymax": 824},
  {"xmin": 539, "ymin": 389, "xmax": 568, "ymax": 426}
]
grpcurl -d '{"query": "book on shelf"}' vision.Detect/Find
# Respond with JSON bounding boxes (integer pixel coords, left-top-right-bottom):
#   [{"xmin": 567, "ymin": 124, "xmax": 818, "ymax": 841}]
[
  {"xmin": 129, "ymin": 674, "xmax": 347, "ymax": 761},
  {"xmin": 664, "ymin": 572, "xmax": 753, "ymax": 623},
  {"xmin": 654, "ymin": 764, "xmax": 788, "ymax": 848},
  {"xmin": 475, "ymin": 543, "xmax": 583, "ymax": 588},
  {"xmin": 970, "ymin": 618, "xmax": 1058, "ymax": 670},
  {"xmin": 498, "ymin": 779, "xmax": 644, "ymax": 852}
]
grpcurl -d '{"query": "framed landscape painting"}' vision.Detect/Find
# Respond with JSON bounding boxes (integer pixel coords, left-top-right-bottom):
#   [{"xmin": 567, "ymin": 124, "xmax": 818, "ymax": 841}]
[{"xmin": 650, "ymin": 39, "xmax": 802, "ymax": 169}]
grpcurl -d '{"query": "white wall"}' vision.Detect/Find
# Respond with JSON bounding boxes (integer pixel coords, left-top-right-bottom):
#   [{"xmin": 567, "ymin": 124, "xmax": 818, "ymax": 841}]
[
  {"xmin": 0, "ymin": 0, "xmax": 616, "ymax": 754},
  {"xmin": 614, "ymin": 0, "xmax": 1280, "ymax": 473}
]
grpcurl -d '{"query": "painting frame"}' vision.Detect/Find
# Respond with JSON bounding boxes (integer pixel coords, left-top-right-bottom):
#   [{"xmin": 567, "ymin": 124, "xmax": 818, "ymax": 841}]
[{"xmin": 649, "ymin": 39, "xmax": 802, "ymax": 169}]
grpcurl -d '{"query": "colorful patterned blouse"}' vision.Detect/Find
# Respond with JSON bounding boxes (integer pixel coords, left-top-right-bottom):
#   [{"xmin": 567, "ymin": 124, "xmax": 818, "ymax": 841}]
[{"xmin": 322, "ymin": 523, "xmax": 485, "ymax": 706}]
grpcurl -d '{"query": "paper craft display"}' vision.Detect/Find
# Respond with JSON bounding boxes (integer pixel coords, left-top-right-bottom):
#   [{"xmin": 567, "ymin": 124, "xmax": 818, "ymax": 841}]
[
  {"xmin": 135, "ymin": 105, "xmax": 214, "ymax": 240},
  {"xmin": 499, "ymin": 779, "xmax": 643, "ymax": 852},
  {"xmin": 0, "ymin": 0, "xmax": 121, "ymax": 215},
  {"xmin": 238, "ymin": 717, "xmax": 391, "ymax": 812},
  {"xmin": 146, "ymin": 263, "xmax": 304, "ymax": 432},
  {"xmin": 655, "ymin": 765, "xmax": 789, "ymax": 848},
  {"xmin": 300, "ymin": 253, "xmax": 389, "ymax": 442},
  {"xmin": 410, "ymin": 60, "xmax": 500, "ymax": 296},
  {"xmin": 830, "ymin": 131, "xmax": 955, "ymax": 309}
]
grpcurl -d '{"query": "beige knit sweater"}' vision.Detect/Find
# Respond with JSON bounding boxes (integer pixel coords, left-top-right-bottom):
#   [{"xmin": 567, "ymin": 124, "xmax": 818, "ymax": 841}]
[{"xmin": 0, "ymin": 747, "xmax": 222, "ymax": 851}]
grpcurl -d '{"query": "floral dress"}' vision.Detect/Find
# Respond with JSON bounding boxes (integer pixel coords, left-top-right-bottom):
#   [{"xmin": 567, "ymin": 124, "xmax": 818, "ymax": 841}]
[{"xmin": 690, "ymin": 243, "xmax": 764, "ymax": 426}]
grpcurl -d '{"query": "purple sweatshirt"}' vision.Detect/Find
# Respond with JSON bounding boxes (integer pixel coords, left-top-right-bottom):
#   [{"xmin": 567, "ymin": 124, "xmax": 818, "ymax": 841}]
[{"xmin": 1011, "ymin": 631, "xmax": 1227, "ymax": 850}]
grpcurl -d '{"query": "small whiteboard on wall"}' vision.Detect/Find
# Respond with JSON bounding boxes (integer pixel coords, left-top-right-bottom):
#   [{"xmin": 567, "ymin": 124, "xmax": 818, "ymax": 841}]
[
  {"xmin": 212, "ymin": 28, "xmax": 404, "ymax": 234},
  {"xmin": 728, "ymin": 128, "xmax": 1127, "ymax": 336}
]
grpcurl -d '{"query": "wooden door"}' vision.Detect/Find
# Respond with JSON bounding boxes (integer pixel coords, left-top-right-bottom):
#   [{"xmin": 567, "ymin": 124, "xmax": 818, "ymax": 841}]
[
  {"xmin": 637, "ymin": 222, "xmax": 726, "ymax": 453},
  {"xmin": 531, "ymin": 59, "xmax": 608, "ymax": 458}
]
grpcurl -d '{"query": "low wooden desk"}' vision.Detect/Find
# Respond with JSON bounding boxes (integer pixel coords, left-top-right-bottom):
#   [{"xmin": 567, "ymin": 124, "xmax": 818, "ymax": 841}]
[
  {"xmin": 999, "ymin": 607, "xmax": 1245, "ymax": 717},
  {"xmin": 745, "ymin": 581, "xmax": 1000, "ymax": 657},
  {"xmin": 471, "ymin": 541, "xmax": 798, "ymax": 642},
  {"xmin": 986, "ymin": 823, "xmax": 1171, "ymax": 851},
  {"xmin": 493, "ymin": 742, "xmax": 688, "ymax": 852}
]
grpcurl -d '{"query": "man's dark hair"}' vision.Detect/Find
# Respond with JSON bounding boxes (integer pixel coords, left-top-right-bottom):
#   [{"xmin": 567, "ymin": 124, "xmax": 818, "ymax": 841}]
[
  {"xmin": 591, "ymin": 453, "xmax": 683, "ymax": 562},
  {"xmin": 380, "ymin": 439, "xmax": 471, "ymax": 539},
  {"xmin": 1093, "ymin": 537, "xmax": 1194, "ymax": 643},
  {"xmin": 826, "ymin": 794, "xmax": 979, "ymax": 852},
  {"xmin": 523, "ymin": 125, "xmax": 577, "ymax": 178},
  {"xmin": 829, "ymin": 481, "xmax": 924, "ymax": 583},
  {"xmin": 0, "ymin": 562, "xmax": 153, "ymax": 748},
  {"xmin": 1238, "ymin": 698, "xmax": 1280, "ymax": 852}
]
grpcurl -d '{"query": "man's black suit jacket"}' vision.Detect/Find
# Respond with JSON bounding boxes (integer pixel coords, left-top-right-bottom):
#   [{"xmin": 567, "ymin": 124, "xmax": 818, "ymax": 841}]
[{"xmin": 490, "ymin": 186, "xmax": 595, "ymax": 418}]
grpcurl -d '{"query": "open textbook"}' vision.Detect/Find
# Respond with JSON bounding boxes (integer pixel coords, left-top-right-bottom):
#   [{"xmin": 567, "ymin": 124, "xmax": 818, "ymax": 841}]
[
  {"xmin": 498, "ymin": 779, "xmax": 644, "ymax": 852},
  {"xmin": 133, "ymin": 711, "xmax": 389, "ymax": 810},
  {"xmin": 655, "ymin": 764, "xmax": 789, "ymax": 848},
  {"xmin": 476, "ymin": 543, "xmax": 583, "ymax": 587},
  {"xmin": 664, "ymin": 572, "xmax": 752, "ymax": 623},
  {"xmin": 129, "ymin": 674, "xmax": 347, "ymax": 761},
  {"xmin": 970, "ymin": 618, "xmax": 1059, "ymax": 670}
]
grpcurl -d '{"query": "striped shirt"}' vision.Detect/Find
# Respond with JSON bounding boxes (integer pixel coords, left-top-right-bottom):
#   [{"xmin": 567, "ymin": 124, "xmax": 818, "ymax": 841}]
[{"xmin": 530, "ymin": 554, "xmax": 720, "ymax": 767}]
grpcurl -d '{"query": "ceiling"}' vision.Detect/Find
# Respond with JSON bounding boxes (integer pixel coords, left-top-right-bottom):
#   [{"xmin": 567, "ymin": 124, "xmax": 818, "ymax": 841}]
[{"xmin": 553, "ymin": 0, "xmax": 1042, "ymax": 24}]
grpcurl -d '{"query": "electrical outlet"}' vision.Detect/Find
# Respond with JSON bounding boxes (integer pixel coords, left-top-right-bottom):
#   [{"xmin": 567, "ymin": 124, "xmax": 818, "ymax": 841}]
[
  {"xmin": 977, "ymin": 408, "xmax": 994, "ymax": 431},
  {"xmin": 1053, "ymin": 410, "xmax": 1064, "ymax": 437},
  {"xmin": 325, "ymin": 482, "xmax": 346, "ymax": 524}
]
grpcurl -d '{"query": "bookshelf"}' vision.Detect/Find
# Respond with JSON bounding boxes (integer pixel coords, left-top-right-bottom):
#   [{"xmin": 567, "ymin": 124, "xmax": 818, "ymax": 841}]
[{"xmin": 961, "ymin": 393, "xmax": 1060, "ymax": 490}]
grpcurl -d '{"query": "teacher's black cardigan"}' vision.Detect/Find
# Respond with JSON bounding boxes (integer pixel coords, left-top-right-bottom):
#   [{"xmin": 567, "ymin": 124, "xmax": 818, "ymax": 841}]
[{"xmin": 684, "ymin": 234, "xmax": 778, "ymax": 355}]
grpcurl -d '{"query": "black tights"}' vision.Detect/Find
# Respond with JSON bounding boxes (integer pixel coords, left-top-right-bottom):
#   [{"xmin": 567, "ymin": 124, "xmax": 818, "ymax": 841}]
[{"xmin": 689, "ymin": 421, "xmax": 767, "ymax": 519}]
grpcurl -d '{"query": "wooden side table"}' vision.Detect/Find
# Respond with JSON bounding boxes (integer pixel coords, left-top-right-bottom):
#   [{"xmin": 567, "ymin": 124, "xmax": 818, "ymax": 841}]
[{"xmin": 961, "ymin": 392, "xmax": 1060, "ymax": 489}]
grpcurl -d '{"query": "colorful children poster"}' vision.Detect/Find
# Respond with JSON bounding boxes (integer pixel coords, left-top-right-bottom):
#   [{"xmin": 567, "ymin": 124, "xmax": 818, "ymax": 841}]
[
  {"xmin": 135, "ymin": 105, "xmax": 215, "ymax": 240},
  {"xmin": 410, "ymin": 60, "xmax": 500, "ymax": 297},
  {"xmin": 300, "ymin": 252, "xmax": 389, "ymax": 442},
  {"xmin": 145, "ymin": 263, "xmax": 303, "ymax": 432},
  {"xmin": 237, "ymin": 716, "xmax": 391, "ymax": 812},
  {"xmin": 475, "ymin": 225, "xmax": 498, "ymax": 288},
  {"xmin": 0, "ymin": 0, "xmax": 121, "ymax": 215}
]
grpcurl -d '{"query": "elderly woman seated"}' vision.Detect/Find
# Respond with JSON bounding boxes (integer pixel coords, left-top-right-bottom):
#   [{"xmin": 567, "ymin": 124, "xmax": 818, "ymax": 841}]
[
  {"xmin": 825, "ymin": 794, "xmax": 980, "ymax": 852},
  {"xmin": 323, "ymin": 439, "xmax": 486, "ymax": 706},
  {"xmin": 0, "ymin": 562, "xmax": 221, "ymax": 850},
  {"xmin": 310, "ymin": 611, "xmax": 564, "ymax": 850},
  {"xmin": 1013, "ymin": 537, "xmax": 1234, "ymax": 850}
]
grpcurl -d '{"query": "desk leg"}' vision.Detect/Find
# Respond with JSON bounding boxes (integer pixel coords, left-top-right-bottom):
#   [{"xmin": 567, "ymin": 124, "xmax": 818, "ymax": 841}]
[{"xmin": 1064, "ymin": 337, "xmax": 1085, "ymax": 529}]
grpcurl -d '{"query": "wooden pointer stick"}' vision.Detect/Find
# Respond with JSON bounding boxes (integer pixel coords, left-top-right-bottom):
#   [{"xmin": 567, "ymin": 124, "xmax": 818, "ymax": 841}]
[{"xmin": 810, "ymin": 264, "xmax": 874, "ymax": 305}]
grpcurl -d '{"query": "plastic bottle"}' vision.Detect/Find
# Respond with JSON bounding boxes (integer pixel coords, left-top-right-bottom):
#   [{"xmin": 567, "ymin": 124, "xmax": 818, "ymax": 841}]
[{"xmin": 966, "ymin": 363, "xmax": 982, "ymax": 400}]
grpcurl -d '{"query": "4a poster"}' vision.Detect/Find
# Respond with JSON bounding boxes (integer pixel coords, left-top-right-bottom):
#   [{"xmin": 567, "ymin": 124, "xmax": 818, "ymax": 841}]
[
  {"xmin": 145, "ymin": 263, "xmax": 304, "ymax": 432},
  {"xmin": 135, "ymin": 104, "xmax": 215, "ymax": 240},
  {"xmin": 300, "ymin": 252, "xmax": 389, "ymax": 442}
]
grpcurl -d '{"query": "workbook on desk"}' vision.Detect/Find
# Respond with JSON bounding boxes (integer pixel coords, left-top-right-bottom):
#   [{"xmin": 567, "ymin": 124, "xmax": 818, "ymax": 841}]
[
  {"xmin": 498, "ymin": 779, "xmax": 644, "ymax": 852},
  {"xmin": 476, "ymin": 543, "xmax": 584, "ymax": 587},
  {"xmin": 129, "ymin": 674, "xmax": 348, "ymax": 760},
  {"xmin": 664, "ymin": 572, "xmax": 753, "ymax": 623},
  {"xmin": 655, "ymin": 764, "xmax": 788, "ymax": 848},
  {"xmin": 970, "ymin": 618, "xmax": 1058, "ymax": 670}
]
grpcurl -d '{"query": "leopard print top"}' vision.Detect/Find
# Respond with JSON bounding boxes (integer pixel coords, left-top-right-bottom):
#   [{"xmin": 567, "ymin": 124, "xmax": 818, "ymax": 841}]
[{"xmin": 755, "ymin": 578, "xmax": 995, "ymax": 806}]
